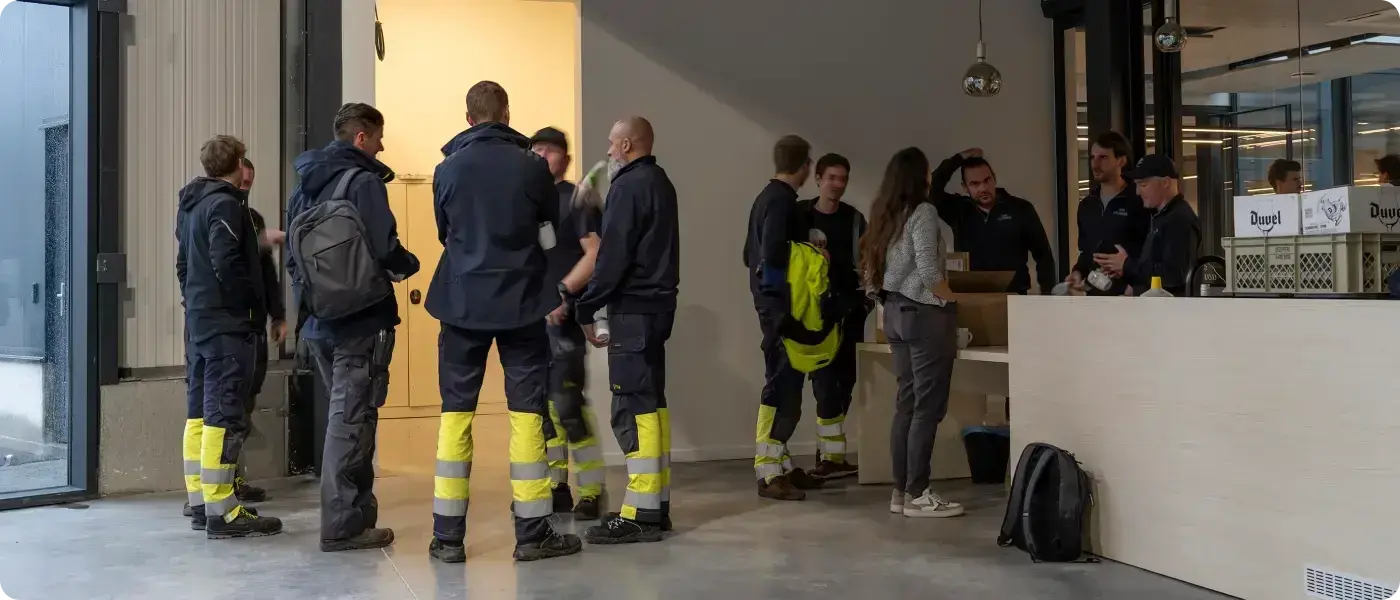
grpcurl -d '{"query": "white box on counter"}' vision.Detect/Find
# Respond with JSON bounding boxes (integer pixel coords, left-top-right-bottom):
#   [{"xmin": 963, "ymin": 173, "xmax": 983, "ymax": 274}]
[
  {"xmin": 1232, "ymin": 193, "xmax": 1300, "ymax": 237},
  {"xmin": 1300, "ymin": 186, "xmax": 1400, "ymax": 234}
]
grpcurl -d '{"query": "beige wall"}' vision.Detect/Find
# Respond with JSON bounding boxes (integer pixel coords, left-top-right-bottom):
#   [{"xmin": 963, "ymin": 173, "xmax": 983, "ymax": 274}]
[
  {"xmin": 1009, "ymin": 296, "xmax": 1399, "ymax": 600},
  {"xmin": 578, "ymin": 0, "xmax": 1056, "ymax": 462},
  {"xmin": 374, "ymin": 0, "xmax": 579, "ymax": 179}
]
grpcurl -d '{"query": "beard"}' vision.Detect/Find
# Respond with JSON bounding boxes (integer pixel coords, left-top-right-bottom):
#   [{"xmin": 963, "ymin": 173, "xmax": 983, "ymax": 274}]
[{"xmin": 607, "ymin": 157, "xmax": 626, "ymax": 180}]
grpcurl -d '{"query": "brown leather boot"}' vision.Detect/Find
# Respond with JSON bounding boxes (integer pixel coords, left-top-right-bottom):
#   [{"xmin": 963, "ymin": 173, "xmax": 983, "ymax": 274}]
[{"xmin": 757, "ymin": 475, "xmax": 805, "ymax": 501}]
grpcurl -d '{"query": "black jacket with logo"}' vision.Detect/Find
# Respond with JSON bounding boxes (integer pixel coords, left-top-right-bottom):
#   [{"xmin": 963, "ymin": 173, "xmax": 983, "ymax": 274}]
[
  {"xmin": 176, "ymin": 178, "xmax": 265, "ymax": 343},
  {"xmin": 426, "ymin": 123, "xmax": 559, "ymax": 331},
  {"xmin": 1074, "ymin": 184, "xmax": 1151, "ymax": 296},
  {"xmin": 1123, "ymin": 195, "xmax": 1200, "ymax": 296},
  {"xmin": 575, "ymin": 155, "xmax": 680, "ymax": 323},
  {"xmin": 931, "ymin": 153, "xmax": 1056, "ymax": 294}
]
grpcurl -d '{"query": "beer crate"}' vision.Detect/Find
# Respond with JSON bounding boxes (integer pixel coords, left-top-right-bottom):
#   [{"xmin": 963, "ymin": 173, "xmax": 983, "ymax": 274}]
[{"xmin": 1223, "ymin": 233, "xmax": 1400, "ymax": 295}]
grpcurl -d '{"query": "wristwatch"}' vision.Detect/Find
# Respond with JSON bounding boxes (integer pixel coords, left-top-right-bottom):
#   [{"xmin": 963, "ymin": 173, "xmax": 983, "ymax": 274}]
[{"xmin": 557, "ymin": 282, "xmax": 571, "ymax": 299}]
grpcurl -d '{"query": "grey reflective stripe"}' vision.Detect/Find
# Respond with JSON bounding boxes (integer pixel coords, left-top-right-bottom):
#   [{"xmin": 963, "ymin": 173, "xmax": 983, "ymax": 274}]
[
  {"xmin": 818, "ymin": 440, "xmax": 847, "ymax": 454},
  {"xmin": 514, "ymin": 498, "xmax": 553, "ymax": 518},
  {"xmin": 509, "ymin": 462, "xmax": 550, "ymax": 481},
  {"xmin": 755, "ymin": 463, "xmax": 785, "ymax": 480},
  {"xmin": 187, "ymin": 492, "xmax": 204, "ymax": 507},
  {"xmin": 436, "ymin": 460, "xmax": 471, "ymax": 479},
  {"xmin": 550, "ymin": 468, "xmax": 568, "ymax": 484},
  {"xmin": 202, "ymin": 467, "xmax": 235, "ymax": 485},
  {"xmin": 183, "ymin": 460, "xmax": 201, "ymax": 476},
  {"xmin": 206, "ymin": 497, "xmax": 238, "ymax": 517},
  {"xmin": 660, "ymin": 454, "xmax": 671, "ymax": 470},
  {"xmin": 546, "ymin": 445, "xmax": 567, "ymax": 461},
  {"xmin": 781, "ymin": 456, "xmax": 794, "ymax": 471},
  {"xmin": 572, "ymin": 445, "xmax": 603, "ymax": 464},
  {"xmin": 816, "ymin": 423, "xmax": 844, "ymax": 437},
  {"xmin": 626, "ymin": 457, "xmax": 662, "ymax": 474},
  {"xmin": 756, "ymin": 442, "xmax": 786, "ymax": 459},
  {"xmin": 576, "ymin": 468, "xmax": 606, "ymax": 486},
  {"xmin": 433, "ymin": 498, "xmax": 468, "ymax": 517},
  {"xmin": 623, "ymin": 490, "xmax": 662, "ymax": 510}
]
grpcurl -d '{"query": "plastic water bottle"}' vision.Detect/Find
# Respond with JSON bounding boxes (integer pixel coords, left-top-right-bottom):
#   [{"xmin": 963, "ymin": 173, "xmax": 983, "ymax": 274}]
[{"xmin": 1141, "ymin": 276, "xmax": 1174, "ymax": 298}]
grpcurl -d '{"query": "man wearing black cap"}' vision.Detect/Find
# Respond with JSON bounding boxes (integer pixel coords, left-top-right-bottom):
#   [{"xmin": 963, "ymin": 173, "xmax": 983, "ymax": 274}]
[
  {"xmin": 1092, "ymin": 155, "xmax": 1200, "ymax": 296},
  {"xmin": 528, "ymin": 126, "xmax": 608, "ymax": 521}
]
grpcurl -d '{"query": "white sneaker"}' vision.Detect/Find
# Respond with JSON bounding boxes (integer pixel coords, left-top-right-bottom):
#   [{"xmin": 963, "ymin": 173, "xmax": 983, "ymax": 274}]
[
  {"xmin": 903, "ymin": 489, "xmax": 965, "ymax": 518},
  {"xmin": 889, "ymin": 489, "xmax": 905, "ymax": 514}
]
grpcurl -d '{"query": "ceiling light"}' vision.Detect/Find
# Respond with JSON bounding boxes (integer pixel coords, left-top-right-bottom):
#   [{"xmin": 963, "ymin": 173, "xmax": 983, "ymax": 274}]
[
  {"xmin": 963, "ymin": 0, "xmax": 1002, "ymax": 97},
  {"xmin": 1154, "ymin": 0, "xmax": 1187, "ymax": 53}
]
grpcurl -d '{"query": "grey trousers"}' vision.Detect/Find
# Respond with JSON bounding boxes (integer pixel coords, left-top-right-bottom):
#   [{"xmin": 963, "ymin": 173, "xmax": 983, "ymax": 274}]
[
  {"xmin": 310, "ymin": 330, "xmax": 394, "ymax": 540},
  {"xmin": 883, "ymin": 293, "xmax": 958, "ymax": 496}
]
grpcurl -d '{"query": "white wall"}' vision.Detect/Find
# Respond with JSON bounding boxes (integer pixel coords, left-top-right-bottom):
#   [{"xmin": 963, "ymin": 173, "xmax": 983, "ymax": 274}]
[
  {"xmin": 578, "ymin": 0, "xmax": 1056, "ymax": 462},
  {"xmin": 342, "ymin": 0, "xmax": 377, "ymax": 105}
]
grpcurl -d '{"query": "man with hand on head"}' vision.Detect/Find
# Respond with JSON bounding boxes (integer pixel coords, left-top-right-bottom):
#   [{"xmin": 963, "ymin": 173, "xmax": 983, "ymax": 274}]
[
  {"xmin": 528, "ymin": 126, "xmax": 609, "ymax": 521},
  {"xmin": 1093, "ymin": 155, "xmax": 1200, "ymax": 297},
  {"xmin": 931, "ymin": 148, "xmax": 1056, "ymax": 294},
  {"xmin": 573, "ymin": 116, "xmax": 681, "ymax": 545},
  {"xmin": 425, "ymin": 81, "xmax": 580, "ymax": 563}
]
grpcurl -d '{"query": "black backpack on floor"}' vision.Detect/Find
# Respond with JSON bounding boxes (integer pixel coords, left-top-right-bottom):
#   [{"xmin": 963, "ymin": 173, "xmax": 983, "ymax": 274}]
[{"xmin": 997, "ymin": 443, "xmax": 1095, "ymax": 563}]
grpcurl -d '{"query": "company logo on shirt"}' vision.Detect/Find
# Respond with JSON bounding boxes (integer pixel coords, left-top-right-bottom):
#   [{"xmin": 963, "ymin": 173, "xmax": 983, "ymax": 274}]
[
  {"xmin": 1112, "ymin": 208, "xmax": 1129, "ymax": 217},
  {"xmin": 996, "ymin": 214, "xmax": 1013, "ymax": 222}
]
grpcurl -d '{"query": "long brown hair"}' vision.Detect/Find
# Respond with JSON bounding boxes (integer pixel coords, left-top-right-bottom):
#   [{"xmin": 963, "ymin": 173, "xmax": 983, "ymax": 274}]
[{"xmin": 859, "ymin": 147, "xmax": 932, "ymax": 289}]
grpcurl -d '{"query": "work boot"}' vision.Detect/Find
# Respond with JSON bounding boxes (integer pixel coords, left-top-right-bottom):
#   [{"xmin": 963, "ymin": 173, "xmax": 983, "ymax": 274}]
[
  {"xmin": 428, "ymin": 538, "xmax": 467, "ymax": 563},
  {"xmin": 573, "ymin": 496, "xmax": 601, "ymax": 520},
  {"xmin": 809, "ymin": 460, "xmax": 859, "ymax": 481},
  {"xmin": 234, "ymin": 476, "xmax": 267, "ymax": 503},
  {"xmin": 182, "ymin": 502, "xmax": 193, "ymax": 518},
  {"xmin": 607, "ymin": 511, "xmax": 673, "ymax": 532},
  {"xmin": 191, "ymin": 505, "xmax": 257, "ymax": 531},
  {"xmin": 583, "ymin": 515, "xmax": 663, "ymax": 545},
  {"xmin": 551, "ymin": 484, "xmax": 574, "ymax": 514},
  {"xmin": 513, "ymin": 526, "xmax": 584, "ymax": 561},
  {"xmin": 758, "ymin": 475, "xmax": 805, "ymax": 501},
  {"xmin": 205, "ymin": 508, "xmax": 281, "ymax": 539},
  {"xmin": 787, "ymin": 468, "xmax": 824, "ymax": 490},
  {"xmin": 321, "ymin": 528, "xmax": 395, "ymax": 552}
]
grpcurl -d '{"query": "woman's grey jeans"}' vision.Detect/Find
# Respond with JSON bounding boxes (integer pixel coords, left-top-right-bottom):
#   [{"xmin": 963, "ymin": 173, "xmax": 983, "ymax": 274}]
[{"xmin": 882, "ymin": 293, "xmax": 958, "ymax": 496}]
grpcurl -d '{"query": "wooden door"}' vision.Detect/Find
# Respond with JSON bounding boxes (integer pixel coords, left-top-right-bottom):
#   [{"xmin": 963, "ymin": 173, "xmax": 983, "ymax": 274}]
[{"xmin": 383, "ymin": 182, "xmax": 410, "ymax": 408}]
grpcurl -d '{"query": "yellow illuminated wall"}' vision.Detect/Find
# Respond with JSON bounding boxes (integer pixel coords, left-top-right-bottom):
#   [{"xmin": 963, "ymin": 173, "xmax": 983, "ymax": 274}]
[{"xmin": 375, "ymin": 0, "xmax": 580, "ymax": 179}]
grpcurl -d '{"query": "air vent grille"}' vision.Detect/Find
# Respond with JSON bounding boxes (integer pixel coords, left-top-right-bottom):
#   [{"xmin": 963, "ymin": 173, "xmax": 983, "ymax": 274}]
[{"xmin": 1305, "ymin": 565, "xmax": 1397, "ymax": 600}]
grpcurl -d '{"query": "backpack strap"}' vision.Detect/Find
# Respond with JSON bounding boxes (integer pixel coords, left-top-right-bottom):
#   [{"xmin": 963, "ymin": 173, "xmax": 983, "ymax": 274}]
[
  {"xmin": 998, "ymin": 443, "xmax": 1047, "ymax": 547},
  {"xmin": 331, "ymin": 168, "xmax": 363, "ymax": 202}
]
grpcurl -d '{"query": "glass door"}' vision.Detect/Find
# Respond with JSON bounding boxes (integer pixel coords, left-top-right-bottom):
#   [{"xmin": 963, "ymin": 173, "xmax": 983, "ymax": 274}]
[{"xmin": 0, "ymin": 0, "xmax": 76, "ymax": 500}]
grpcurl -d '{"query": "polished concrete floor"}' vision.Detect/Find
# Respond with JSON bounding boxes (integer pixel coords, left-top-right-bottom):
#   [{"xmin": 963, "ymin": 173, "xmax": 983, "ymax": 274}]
[{"xmin": 0, "ymin": 459, "xmax": 1229, "ymax": 600}]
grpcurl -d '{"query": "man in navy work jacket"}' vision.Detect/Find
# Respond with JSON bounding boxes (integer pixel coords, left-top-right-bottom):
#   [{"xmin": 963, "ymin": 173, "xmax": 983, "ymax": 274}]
[
  {"xmin": 286, "ymin": 103, "xmax": 419, "ymax": 553},
  {"xmin": 423, "ymin": 81, "xmax": 581, "ymax": 564},
  {"xmin": 573, "ymin": 116, "xmax": 681, "ymax": 546}
]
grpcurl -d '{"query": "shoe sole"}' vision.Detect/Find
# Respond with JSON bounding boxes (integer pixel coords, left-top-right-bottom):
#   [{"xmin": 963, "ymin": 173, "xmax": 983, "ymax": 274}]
[
  {"xmin": 759, "ymin": 493, "xmax": 805, "ymax": 502},
  {"xmin": 430, "ymin": 552, "xmax": 467, "ymax": 564},
  {"xmin": 321, "ymin": 536, "xmax": 395, "ymax": 552},
  {"xmin": 889, "ymin": 505, "xmax": 904, "ymax": 514},
  {"xmin": 513, "ymin": 545, "xmax": 583, "ymax": 561},
  {"xmin": 191, "ymin": 521, "xmax": 206, "ymax": 531},
  {"xmin": 582, "ymin": 531, "xmax": 664, "ymax": 545},
  {"xmin": 903, "ymin": 508, "xmax": 966, "ymax": 518},
  {"xmin": 813, "ymin": 470, "xmax": 859, "ymax": 481},
  {"xmin": 207, "ymin": 529, "xmax": 284, "ymax": 540}
]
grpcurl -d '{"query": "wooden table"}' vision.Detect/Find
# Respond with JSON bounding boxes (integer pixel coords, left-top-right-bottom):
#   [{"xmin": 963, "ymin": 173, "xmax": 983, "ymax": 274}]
[{"xmin": 855, "ymin": 343, "xmax": 1010, "ymax": 485}]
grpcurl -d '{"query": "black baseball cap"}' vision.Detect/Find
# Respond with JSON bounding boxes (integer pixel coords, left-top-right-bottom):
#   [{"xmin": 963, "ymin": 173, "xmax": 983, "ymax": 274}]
[
  {"xmin": 1124, "ymin": 154, "xmax": 1179, "ymax": 180},
  {"xmin": 529, "ymin": 127, "xmax": 569, "ymax": 153}
]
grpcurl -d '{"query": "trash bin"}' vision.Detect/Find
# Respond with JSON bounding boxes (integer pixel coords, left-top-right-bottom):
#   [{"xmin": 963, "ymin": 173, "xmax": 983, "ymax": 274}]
[{"xmin": 961, "ymin": 425, "xmax": 1010, "ymax": 484}]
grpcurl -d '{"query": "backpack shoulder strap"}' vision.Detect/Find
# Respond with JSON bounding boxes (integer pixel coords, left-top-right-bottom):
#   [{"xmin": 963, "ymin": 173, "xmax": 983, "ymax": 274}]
[
  {"xmin": 998, "ymin": 443, "xmax": 1047, "ymax": 546},
  {"xmin": 331, "ymin": 168, "xmax": 364, "ymax": 202},
  {"xmin": 1020, "ymin": 450, "xmax": 1059, "ymax": 561}
]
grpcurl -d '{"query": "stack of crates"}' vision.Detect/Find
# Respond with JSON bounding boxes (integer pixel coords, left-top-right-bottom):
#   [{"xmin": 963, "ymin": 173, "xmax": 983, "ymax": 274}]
[{"xmin": 1224, "ymin": 187, "xmax": 1400, "ymax": 296}]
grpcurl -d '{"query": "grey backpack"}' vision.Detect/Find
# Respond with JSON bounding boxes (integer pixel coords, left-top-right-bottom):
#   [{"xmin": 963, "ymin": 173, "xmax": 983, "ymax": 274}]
[{"xmin": 288, "ymin": 168, "xmax": 392, "ymax": 321}]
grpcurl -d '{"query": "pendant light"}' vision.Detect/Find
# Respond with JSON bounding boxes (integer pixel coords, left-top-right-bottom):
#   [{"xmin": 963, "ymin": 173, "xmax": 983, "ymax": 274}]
[
  {"xmin": 1154, "ymin": 0, "xmax": 1187, "ymax": 53},
  {"xmin": 963, "ymin": 0, "xmax": 1003, "ymax": 97}
]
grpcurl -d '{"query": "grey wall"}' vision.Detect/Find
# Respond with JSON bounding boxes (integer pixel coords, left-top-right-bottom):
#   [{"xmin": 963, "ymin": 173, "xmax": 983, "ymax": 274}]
[{"xmin": 577, "ymin": 0, "xmax": 1056, "ymax": 462}]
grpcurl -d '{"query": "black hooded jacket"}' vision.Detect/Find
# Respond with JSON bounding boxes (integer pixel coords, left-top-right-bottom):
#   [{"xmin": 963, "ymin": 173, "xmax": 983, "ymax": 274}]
[
  {"xmin": 574, "ymin": 155, "xmax": 680, "ymax": 324},
  {"xmin": 286, "ymin": 141, "xmax": 419, "ymax": 340},
  {"xmin": 176, "ymin": 177, "xmax": 265, "ymax": 343},
  {"xmin": 425, "ymin": 122, "xmax": 560, "ymax": 331},
  {"xmin": 931, "ymin": 153, "xmax": 1056, "ymax": 294}
]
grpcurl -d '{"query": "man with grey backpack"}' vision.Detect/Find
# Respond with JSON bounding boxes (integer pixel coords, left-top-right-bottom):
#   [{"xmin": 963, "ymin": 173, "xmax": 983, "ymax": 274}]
[{"xmin": 286, "ymin": 103, "xmax": 419, "ymax": 553}]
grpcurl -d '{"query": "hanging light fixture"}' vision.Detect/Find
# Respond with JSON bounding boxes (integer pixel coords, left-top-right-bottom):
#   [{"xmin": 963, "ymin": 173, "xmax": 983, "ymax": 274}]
[
  {"xmin": 1154, "ymin": 0, "xmax": 1187, "ymax": 53},
  {"xmin": 963, "ymin": 0, "xmax": 1003, "ymax": 97}
]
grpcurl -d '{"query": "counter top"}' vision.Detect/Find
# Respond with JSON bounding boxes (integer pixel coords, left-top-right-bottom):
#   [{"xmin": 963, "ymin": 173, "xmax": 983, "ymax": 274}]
[{"xmin": 856, "ymin": 343, "xmax": 1010, "ymax": 364}]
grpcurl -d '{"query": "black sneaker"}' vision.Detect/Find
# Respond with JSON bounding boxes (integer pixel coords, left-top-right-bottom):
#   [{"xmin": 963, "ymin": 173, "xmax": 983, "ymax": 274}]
[
  {"xmin": 513, "ymin": 528, "xmax": 583, "ymax": 561},
  {"xmin": 191, "ymin": 505, "xmax": 257, "ymax": 531},
  {"xmin": 321, "ymin": 528, "xmax": 395, "ymax": 552},
  {"xmin": 787, "ymin": 468, "xmax": 825, "ymax": 490},
  {"xmin": 809, "ymin": 460, "xmax": 859, "ymax": 480},
  {"xmin": 234, "ymin": 477, "xmax": 267, "ymax": 503},
  {"xmin": 573, "ymin": 497, "xmax": 601, "ymax": 520},
  {"xmin": 429, "ymin": 538, "xmax": 466, "ymax": 563},
  {"xmin": 205, "ymin": 508, "xmax": 281, "ymax": 539},
  {"xmin": 182, "ymin": 502, "xmax": 193, "ymax": 518},
  {"xmin": 551, "ymin": 484, "xmax": 574, "ymax": 514},
  {"xmin": 584, "ymin": 515, "xmax": 663, "ymax": 545}
]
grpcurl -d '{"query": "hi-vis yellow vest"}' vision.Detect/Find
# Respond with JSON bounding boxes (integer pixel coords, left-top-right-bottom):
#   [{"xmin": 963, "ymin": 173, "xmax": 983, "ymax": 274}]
[{"xmin": 783, "ymin": 242, "xmax": 841, "ymax": 373}]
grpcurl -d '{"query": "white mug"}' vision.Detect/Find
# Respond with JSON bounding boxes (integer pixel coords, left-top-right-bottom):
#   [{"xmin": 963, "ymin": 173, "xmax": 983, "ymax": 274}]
[
  {"xmin": 957, "ymin": 328, "xmax": 973, "ymax": 349},
  {"xmin": 538, "ymin": 222, "xmax": 557, "ymax": 250}
]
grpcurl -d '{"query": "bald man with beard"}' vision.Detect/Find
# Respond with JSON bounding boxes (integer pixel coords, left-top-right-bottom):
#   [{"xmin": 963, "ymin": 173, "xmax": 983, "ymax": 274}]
[{"xmin": 574, "ymin": 117, "xmax": 681, "ymax": 545}]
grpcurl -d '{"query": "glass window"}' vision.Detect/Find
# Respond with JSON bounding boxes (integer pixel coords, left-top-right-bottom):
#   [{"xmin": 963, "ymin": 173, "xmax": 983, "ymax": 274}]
[
  {"xmin": 0, "ymin": 0, "xmax": 75, "ymax": 497},
  {"xmin": 1352, "ymin": 68, "xmax": 1400, "ymax": 186}
]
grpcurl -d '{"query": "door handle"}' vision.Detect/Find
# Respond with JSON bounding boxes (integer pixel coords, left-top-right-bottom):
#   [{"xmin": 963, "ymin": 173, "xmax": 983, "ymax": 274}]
[{"xmin": 409, "ymin": 289, "xmax": 422, "ymax": 305}]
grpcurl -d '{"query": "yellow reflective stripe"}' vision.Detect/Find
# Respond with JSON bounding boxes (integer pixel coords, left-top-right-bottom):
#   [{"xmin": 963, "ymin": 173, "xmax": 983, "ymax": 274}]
[
  {"xmin": 755, "ymin": 405, "xmax": 777, "ymax": 444},
  {"xmin": 620, "ymin": 505, "xmax": 639, "ymax": 520},
  {"xmin": 437, "ymin": 411, "xmax": 475, "ymax": 463},
  {"xmin": 182, "ymin": 419, "xmax": 203, "ymax": 463},
  {"xmin": 508, "ymin": 411, "xmax": 548, "ymax": 463},
  {"xmin": 434, "ymin": 476, "xmax": 469, "ymax": 501},
  {"xmin": 436, "ymin": 460, "xmax": 471, "ymax": 479},
  {"xmin": 433, "ymin": 498, "xmax": 468, "ymax": 517},
  {"xmin": 508, "ymin": 411, "xmax": 553, "ymax": 507},
  {"xmin": 201, "ymin": 425, "xmax": 237, "ymax": 508}
]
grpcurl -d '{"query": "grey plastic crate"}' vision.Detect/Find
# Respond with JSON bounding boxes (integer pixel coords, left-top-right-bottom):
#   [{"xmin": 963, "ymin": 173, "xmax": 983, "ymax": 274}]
[{"xmin": 1223, "ymin": 234, "xmax": 1400, "ymax": 294}]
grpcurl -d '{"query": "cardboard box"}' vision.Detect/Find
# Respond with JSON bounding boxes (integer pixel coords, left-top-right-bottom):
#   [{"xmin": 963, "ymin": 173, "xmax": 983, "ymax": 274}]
[
  {"xmin": 947, "ymin": 271, "xmax": 1013, "ymax": 347},
  {"xmin": 945, "ymin": 252, "xmax": 971, "ymax": 272},
  {"xmin": 1232, "ymin": 193, "xmax": 1300, "ymax": 237},
  {"xmin": 1301, "ymin": 186, "xmax": 1400, "ymax": 234}
]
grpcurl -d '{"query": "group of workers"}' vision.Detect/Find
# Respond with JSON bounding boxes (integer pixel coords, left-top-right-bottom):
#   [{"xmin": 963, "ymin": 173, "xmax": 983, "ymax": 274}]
[
  {"xmin": 176, "ymin": 81, "xmax": 678, "ymax": 563},
  {"xmin": 175, "ymin": 73, "xmax": 1223, "ymax": 562}
]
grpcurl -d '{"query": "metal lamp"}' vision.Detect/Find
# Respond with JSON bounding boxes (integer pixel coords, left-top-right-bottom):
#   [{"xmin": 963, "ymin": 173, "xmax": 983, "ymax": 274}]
[
  {"xmin": 1154, "ymin": 0, "xmax": 1187, "ymax": 53},
  {"xmin": 963, "ymin": 0, "xmax": 1003, "ymax": 97}
]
